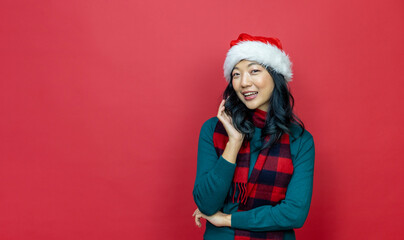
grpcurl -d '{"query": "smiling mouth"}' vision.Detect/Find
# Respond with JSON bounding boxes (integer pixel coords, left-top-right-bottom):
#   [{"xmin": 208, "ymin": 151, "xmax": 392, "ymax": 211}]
[
  {"xmin": 242, "ymin": 91, "xmax": 258, "ymax": 100},
  {"xmin": 243, "ymin": 92, "xmax": 258, "ymax": 97}
]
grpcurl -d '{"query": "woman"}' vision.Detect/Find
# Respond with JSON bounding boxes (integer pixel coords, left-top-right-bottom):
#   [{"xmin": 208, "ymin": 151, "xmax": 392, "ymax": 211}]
[{"xmin": 192, "ymin": 33, "xmax": 315, "ymax": 240}]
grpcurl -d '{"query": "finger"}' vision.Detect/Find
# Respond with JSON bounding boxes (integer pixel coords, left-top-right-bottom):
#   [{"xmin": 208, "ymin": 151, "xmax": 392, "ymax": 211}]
[
  {"xmin": 195, "ymin": 214, "xmax": 202, "ymax": 227},
  {"xmin": 218, "ymin": 104, "xmax": 230, "ymax": 121},
  {"xmin": 222, "ymin": 111, "xmax": 232, "ymax": 123},
  {"xmin": 196, "ymin": 217, "xmax": 201, "ymax": 227},
  {"xmin": 217, "ymin": 100, "xmax": 225, "ymax": 116},
  {"xmin": 219, "ymin": 99, "xmax": 225, "ymax": 109},
  {"xmin": 192, "ymin": 208, "xmax": 201, "ymax": 217}
]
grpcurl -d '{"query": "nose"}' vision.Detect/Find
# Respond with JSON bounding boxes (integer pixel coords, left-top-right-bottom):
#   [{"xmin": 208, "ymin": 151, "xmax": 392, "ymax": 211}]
[{"xmin": 240, "ymin": 72, "xmax": 252, "ymax": 88}]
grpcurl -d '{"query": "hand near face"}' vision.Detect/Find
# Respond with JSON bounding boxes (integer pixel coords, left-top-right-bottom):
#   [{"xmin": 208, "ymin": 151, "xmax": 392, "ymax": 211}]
[
  {"xmin": 217, "ymin": 99, "xmax": 244, "ymax": 143},
  {"xmin": 192, "ymin": 208, "xmax": 231, "ymax": 228}
]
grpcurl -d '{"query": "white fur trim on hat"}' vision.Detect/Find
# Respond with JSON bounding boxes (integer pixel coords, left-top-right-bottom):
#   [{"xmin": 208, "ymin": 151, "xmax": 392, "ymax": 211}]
[{"xmin": 223, "ymin": 41, "xmax": 292, "ymax": 82}]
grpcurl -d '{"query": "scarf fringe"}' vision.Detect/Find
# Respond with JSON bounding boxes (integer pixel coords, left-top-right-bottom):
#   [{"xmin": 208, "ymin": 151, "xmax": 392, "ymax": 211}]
[{"xmin": 232, "ymin": 182, "xmax": 248, "ymax": 204}]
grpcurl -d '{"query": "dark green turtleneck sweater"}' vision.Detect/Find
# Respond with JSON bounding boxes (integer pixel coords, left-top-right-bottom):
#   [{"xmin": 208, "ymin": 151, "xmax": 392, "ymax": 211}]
[{"xmin": 193, "ymin": 117, "xmax": 315, "ymax": 240}]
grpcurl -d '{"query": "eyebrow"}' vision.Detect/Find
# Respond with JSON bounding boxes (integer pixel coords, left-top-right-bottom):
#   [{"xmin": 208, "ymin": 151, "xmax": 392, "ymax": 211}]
[
  {"xmin": 248, "ymin": 62, "xmax": 261, "ymax": 67},
  {"xmin": 233, "ymin": 62, "xmax": 261, "ymax": 70}
]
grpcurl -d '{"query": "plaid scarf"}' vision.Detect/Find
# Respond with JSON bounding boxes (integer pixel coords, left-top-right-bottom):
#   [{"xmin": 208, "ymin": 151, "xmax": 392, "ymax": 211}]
[{"xmin": 213, "ymin": 109, "xmax": 294, "ymax": 240}]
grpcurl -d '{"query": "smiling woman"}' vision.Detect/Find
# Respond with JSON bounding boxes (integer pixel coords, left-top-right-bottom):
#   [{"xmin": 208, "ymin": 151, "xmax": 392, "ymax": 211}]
[
  {"xmin": 231, "ymin": 60, "xmax": 275, "ymax": 111},
  {"xmin": 192, "ymin": 33, "xmax": 315, "ymax": 240}
]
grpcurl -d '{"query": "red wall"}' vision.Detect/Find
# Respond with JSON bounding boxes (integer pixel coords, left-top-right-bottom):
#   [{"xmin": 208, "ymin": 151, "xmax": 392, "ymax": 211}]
[{"xmin": 1, "ymin": 0, "xmax": 403, "ymax": 239}]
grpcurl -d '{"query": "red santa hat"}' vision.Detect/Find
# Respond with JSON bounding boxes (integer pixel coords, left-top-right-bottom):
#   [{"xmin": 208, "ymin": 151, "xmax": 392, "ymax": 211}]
[{"xmin": 223, "ymin": 33, "xmax": 293, "ymax": 82}]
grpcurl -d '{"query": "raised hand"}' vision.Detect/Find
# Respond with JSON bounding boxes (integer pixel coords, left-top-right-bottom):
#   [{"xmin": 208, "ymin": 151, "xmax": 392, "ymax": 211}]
[{"xmin": 217, "ymin": 99, "xmax": 244, "ymax": 143}]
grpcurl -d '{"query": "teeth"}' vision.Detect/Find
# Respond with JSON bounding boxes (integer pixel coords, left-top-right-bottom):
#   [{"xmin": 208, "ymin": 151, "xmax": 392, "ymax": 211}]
[{"xmin": 244, "ymin": 92, "xmax": 257, "ymax": 96}]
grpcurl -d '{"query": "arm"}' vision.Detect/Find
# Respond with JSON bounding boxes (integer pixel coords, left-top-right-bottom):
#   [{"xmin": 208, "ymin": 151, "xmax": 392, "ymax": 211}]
[
  {"xmin": 231, "ymin": 132, "xmax": 315, "ymax": 231},
  {"xmin": 192, "ymin": 117, "xmax": 237, "ymax": 216}
]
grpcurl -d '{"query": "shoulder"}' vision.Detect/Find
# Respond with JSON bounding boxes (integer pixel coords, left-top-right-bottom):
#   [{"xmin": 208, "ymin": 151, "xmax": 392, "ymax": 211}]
[
  {"xmin": 199, "ymin": 117, "xmax": 219, "ymax": 138},
  {"xmin": 200, "ymin": 116, "xmax": 219, "ymax": 132},
  {"xmin": 198, "ymin": 117, "xmax": 221, "ymax": 147},
  {"xmin": 201, "ymin": 116, "xmax": 219, "ymax": 129},
  {"xmin": 289, "ymin": 123, "xmax": 313, "ymax": 144},
  {"xmin": 289, "ymin": 123, "xmax": 315, "ymax": 158}
]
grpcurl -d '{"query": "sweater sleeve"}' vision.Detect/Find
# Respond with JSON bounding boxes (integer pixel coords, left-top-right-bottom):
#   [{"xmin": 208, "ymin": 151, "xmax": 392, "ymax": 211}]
[
  {"xmin": 193, "ymin": 117, "xmax": 237, "ymax": 216},
  {"xmin": 231, "ymin": 131, "xmax": 315, "ymax": 231}
]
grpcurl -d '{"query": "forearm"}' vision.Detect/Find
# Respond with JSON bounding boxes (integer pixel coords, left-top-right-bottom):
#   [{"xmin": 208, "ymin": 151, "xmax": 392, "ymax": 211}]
[{"xmin": 231, "ymin": 190, "xmax": 312, "ymax": 231}]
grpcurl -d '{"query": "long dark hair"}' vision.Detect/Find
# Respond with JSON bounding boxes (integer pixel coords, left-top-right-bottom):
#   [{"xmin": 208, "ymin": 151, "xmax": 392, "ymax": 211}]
[{"xmin": 223, "ymin": 66, "xmax": 305, "ymax": 149}]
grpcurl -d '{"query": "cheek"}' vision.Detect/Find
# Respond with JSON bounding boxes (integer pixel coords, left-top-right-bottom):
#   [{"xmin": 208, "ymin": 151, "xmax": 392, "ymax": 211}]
[
  {"xmin": 260, "ymin": 84, "xmax": 274, "ymax": 100},
  {"xmin": 232, "ymin": 81, "xmax": 240, "ymax": 90},
  {"xmin": 267, "ymin": 86, "xmax": 275, "ymax": 98},
  {"xmin": 232, "ymin": 83, "xmax": 243, "ymax": 97},
  {"xmin": 236, "ymin": 92, "xmax": 244, "ymax": 101}
]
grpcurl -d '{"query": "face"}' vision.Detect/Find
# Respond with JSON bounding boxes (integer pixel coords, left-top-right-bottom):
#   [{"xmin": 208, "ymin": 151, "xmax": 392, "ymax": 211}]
[{"xmin": 231, "ymin": 60, "xmax": 275, "ymax": 111}]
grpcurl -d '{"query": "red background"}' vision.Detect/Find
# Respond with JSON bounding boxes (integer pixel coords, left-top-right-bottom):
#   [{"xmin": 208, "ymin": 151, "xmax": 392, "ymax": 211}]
[{"xmin": 1, "ymin": 0, "xmax": 403, "ymax": 239}]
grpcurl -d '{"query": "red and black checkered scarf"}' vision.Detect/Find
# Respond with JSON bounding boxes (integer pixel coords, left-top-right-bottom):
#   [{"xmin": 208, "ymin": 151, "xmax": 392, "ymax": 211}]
[{"xmin": 213, "ymin": 108, "xmax": 294, "ymax": 240}]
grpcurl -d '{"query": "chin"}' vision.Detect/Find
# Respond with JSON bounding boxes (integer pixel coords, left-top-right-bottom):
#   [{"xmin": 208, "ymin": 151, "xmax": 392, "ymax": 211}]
[
  {"xmin": 246, "ymin": 106, "xmax": 257, "ymax": 110},
  {"xmin": 238, "ymin": 97, "xmax": 262, "ymax": 110},
  {"xmin": 242, "ymin": 102, "xmax": 259, "ymax": 110}
]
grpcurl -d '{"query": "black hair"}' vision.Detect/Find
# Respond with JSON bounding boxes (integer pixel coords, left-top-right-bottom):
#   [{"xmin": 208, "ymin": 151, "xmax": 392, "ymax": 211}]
[{"xmin": 223, "ymin": 66, "xmax": 305, "ymax": 150}]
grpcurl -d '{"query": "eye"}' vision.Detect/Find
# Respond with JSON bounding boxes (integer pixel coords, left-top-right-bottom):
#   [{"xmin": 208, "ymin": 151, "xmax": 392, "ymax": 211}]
[
  {"xmin": 232, "ymin": 72, "xmax": 240, "ymax": 78},
  {"xmin": 251, "ymin": 69, "xmax": 260, "ymax": 74}
]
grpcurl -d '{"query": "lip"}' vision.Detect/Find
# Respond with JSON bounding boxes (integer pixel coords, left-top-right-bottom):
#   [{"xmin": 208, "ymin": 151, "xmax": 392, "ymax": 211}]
[{"xmin": 242, "ymin": 91, "xmax": 258, "ymax": 100}]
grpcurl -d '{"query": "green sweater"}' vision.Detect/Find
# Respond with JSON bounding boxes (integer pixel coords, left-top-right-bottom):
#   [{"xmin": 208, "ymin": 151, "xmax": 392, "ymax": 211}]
[{"xmin": 193, "ymin": 117, "xmax": 315, "ymax": 240}]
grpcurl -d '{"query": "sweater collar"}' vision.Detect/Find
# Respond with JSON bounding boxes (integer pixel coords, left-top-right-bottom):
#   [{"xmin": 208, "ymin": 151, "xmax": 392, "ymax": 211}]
[{"xmin": 252, "ymin": 108, "xmax": 267, "ymax": 128}]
